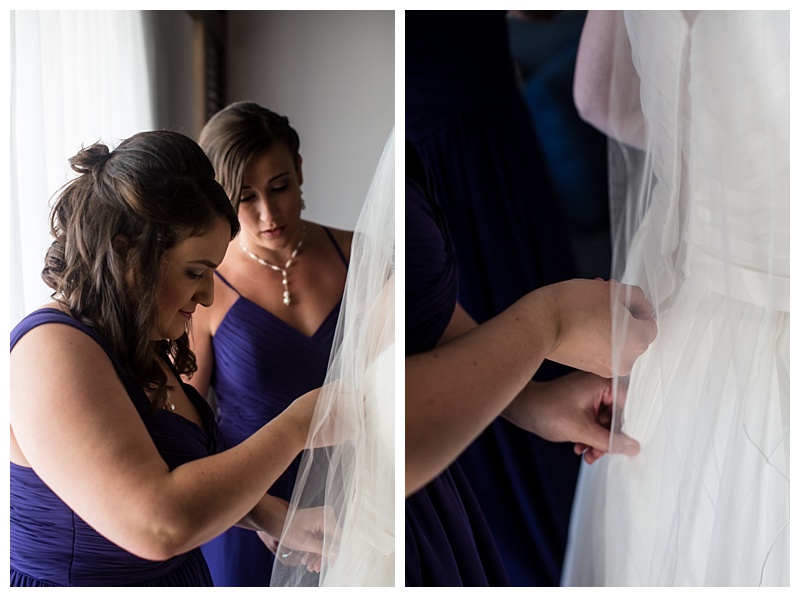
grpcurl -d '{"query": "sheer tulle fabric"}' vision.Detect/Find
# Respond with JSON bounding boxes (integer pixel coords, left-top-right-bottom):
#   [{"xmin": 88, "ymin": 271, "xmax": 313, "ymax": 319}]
[
  {"xmin": 563, "ymin": 11, "xmax": 789, "ymax": 586},
  {"xmin": 270, "ymin": 129, "xmax": 395, "ymax": 586}
]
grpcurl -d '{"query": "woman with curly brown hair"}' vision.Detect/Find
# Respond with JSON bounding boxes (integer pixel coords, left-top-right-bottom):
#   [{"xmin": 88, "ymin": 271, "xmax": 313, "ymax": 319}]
[{"xmin": 10, "ymin": 130, "xmax": 334, "ymax": 586}]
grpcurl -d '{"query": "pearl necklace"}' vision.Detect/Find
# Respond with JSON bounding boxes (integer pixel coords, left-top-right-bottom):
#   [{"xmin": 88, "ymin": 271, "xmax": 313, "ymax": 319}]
[{"xmin": 239, "ymin": 224, "xmax": 307, "ymax": 306}]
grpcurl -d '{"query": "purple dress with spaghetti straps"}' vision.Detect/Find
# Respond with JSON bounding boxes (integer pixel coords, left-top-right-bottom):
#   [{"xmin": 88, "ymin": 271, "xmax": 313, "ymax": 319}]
[
  {"xmin": 10, "ymin": 309, "xmax": 224, "ymax": 586},
  {"xmin": 200, "ymin": 227, "xmax": 347, "ymax": 587}
]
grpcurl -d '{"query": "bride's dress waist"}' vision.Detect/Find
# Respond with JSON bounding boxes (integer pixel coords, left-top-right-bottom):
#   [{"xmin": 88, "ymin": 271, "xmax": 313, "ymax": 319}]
[
  {"xmin": 687, "ymin": 245, "xmax": 788, "ymax": 312},
  {"xmin": 686, "ymin": 193, "xmax": 788, "ymax": 311}
]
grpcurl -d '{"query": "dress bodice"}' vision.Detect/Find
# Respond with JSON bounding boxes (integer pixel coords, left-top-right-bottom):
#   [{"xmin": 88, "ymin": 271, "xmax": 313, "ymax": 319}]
[
  {"xmin": 211, "ymin": 227, "xmax": 348, "ymax": 450},
  {"xmin": 211, "ymin": 290, "xmax": 341, "ymax": 447},
  {"xmin": 624, "ymin": 11, "xmax": 789, "ymax": 311},
  {"xmin": 10, "ymin": 309, "xmax": 223, "ymax": 586}
]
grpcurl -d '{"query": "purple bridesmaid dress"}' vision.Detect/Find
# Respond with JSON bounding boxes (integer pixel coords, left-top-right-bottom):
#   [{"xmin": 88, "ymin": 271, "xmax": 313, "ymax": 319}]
[
  {"xmin": 10, "ymin": 309, "xmax": 224, "ymax": 586},
  {"xmin": 405, "ymin": 141, "xmax": 509, "ymax": 586},
  {"xmin": 200, "ymin": 228, "xmax": 347, "ymax": 586}
]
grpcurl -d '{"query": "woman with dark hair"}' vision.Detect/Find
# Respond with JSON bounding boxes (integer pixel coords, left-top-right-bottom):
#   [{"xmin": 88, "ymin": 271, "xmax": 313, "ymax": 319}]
[
  {"xmin": 192, "ymin": 102, "xmax": 354, "ymax": 586},
  {"xmin": 10, "ymin": 130, "xmax": 335, "ymax": 587}
]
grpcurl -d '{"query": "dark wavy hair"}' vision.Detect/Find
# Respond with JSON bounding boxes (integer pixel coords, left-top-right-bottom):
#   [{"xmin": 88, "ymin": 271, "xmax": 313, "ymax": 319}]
[
  {"xmin": 198, "ymin": 101, "xmax": 301, "ymax": 212},
  {"xmin": 41, "ymin": 130, "xmax": 240, "ymax": 409}
]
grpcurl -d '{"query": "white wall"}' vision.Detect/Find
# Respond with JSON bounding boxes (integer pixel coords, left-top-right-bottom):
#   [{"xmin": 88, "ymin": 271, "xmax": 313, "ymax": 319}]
[
  {"xmin": 145, "ymin": 10, "xmax": 195, "ymax": 139},
  {"xmin": 226, "ymin": 10, "xmax": 395, "ymax": 230},
  {"xmin": 7, "ymin": 10, "xmax": 394, "ymax": 323}
]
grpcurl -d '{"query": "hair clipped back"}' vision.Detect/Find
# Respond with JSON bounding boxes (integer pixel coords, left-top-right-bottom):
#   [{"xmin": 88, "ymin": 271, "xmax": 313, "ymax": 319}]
[
  {"xmin": 198, "ymin": 101, "xmax": 301, "ymax": 212},
  {"xmin": 42, "ymin": 130, "xmax": 240, "ymax": 408}
]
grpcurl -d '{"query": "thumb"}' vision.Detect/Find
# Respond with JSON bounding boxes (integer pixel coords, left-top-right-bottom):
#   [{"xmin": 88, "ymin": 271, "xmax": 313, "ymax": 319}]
[
  {"xmin": 632, "ymin": 313, "xmax": 658, "ymax": 345},
  {"xmin": 607, "ymin": 431, "xmax": 640, "ymax": 456},
  {"xmin": 580, "ymin": 421, "xmax": 640, "ymax": 457}
]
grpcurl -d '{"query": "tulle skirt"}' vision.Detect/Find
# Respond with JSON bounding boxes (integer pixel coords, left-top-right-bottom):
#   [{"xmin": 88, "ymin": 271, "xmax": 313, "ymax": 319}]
[{"xmin": 563, "ymin": 276, "xmax": 789, "ymax": 586}]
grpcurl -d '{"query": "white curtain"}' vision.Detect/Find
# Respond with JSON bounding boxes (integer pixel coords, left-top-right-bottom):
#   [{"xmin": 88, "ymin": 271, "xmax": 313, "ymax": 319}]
[{"xmin": 10, "ymin": 10, "xmax": 155, "ymax": 325}]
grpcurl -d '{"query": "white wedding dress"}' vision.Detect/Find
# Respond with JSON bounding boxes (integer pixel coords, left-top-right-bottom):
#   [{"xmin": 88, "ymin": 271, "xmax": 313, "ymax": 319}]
[
  {"xmin": 320, "ymin": 343, "xmax": 394, "ymax": 586},
  {"xmin": 562, "ymin": 11, "xmax": 788, "ymax": 586},
  {"xmin": 270, "ymin": 128, "xmax": 395, "ymax": 587}
]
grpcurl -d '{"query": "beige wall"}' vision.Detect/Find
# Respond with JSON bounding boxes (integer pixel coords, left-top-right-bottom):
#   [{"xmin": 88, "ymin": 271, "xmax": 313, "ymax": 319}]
[
  {"xmin": 226, "ymin": 10, "xmax": 395, "ymax": 230},
  {"xmin": 147, "ymin": 10, "xmax": 394, "ymax": 230}
]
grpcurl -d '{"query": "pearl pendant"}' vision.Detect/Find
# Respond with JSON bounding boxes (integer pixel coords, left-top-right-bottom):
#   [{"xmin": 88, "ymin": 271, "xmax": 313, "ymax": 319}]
[
  {"xmin": 238, "ymin": 224, "xmax": 305, "ymax": 308},
  {"xmin": 166, "ymin": 401, "xmax": 175, "ymax": 412}
]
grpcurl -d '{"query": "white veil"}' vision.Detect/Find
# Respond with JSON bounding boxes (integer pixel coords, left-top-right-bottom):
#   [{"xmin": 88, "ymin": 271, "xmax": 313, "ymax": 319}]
[
  {"xmin": 270, "ymin": 128, "xmax": 395, "ymax": 587},
  {"xmin": 564, "ymin": 11, "xmax": 789, "ymax": 586}
]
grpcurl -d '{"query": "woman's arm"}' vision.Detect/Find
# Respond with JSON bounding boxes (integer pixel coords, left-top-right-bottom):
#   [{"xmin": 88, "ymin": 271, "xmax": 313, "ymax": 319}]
[
  {"xmin": 11, "ymin": 323, "xmax": 318, "ymax": 561},
  {"xmin": 405, "ymin": 278, "xmax": 656, "ymax": 496},
  {"xmin": 439, "ymin": 305, "xmax": 641, "ymax": 464},
  {"xmin": 574, "ymin": 10, "xmax": 646, "ymax": 149}
]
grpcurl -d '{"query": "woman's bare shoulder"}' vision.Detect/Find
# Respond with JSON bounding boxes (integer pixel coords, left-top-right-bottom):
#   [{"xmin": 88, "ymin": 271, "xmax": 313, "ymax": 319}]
[
  {"xmin": 12, "ymin": 308, "xmax": 114, "ymax": 372},
  {"xmin": 320, "ymin": 224, "xmax": 354, "ymax": 260}
]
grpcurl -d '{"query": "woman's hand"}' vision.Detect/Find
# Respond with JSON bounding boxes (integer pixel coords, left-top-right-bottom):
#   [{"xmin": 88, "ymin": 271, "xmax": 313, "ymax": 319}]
[
  {"xmin": 306, "ymin": 380, "xmax": 361, "ymax": 448},
  {"xmin": 405, "ymin": 278, "xmax": 654, "ymax": 495},
  {"xmin": 537, "ymin": 279, "xmax": 657, "ymax": 377},
  {"xmin": 251, "ymin": 494, "xmax": 339, "ymax": 574},
  {"xmin": 503, "ymin": 371, "xmax": 639, "ymax": 464},
  {"xmin": 273, "ymin": 506, "xmax": 341, "ymax": 574}
]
